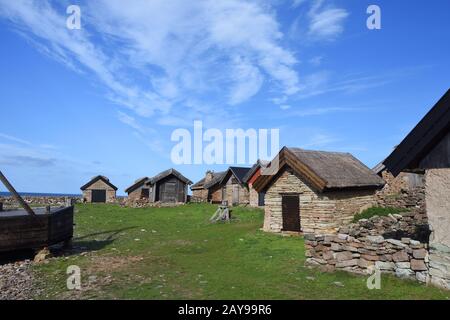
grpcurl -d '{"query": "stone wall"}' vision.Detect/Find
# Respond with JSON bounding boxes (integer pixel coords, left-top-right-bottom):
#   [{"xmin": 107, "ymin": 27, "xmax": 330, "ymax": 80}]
[
  {"xmin": 425, "ymin": 169, "xmax": 450, "ymax": 290},
  {"xmin": 305, "ymin": 232, "xmax": 429, "ymax": 283},
  {"xmin": 376, "ymin": 171, "xmax": 425, "ymax": 211},
  {"xmin": 0, "ymin": 196, "xmax": 81, "ymax": 209},
  {"xmin": 264, "ymin": 168, "xmax": 378, "ymax": 234},
  {"xmin": 249, "ymin": 187, "xmax": 259, "ymax": 207},
  {"xmin": 305, "ymin": 210, "xmax": 450, "ymax": 290},
  {"xmin": 191, "ymin": 188, "xmax": 208, "ymax": 203}
]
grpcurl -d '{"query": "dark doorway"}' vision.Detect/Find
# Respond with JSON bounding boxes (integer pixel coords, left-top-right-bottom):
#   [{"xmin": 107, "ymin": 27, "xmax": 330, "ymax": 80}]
[
  {"xmin": 282, "ymin": 194, "xmax": 300, "ymax": 232},
  {"xmin": 258, "ymin": 192, "xmax": 265, "ymax": 207},
  {"xmin": 141, "ymin": 188, "xmax": 150, "ymax": 199},
  {"xmin": 92, "ymin": 190, "xmax": 106, "ymax": 203}
]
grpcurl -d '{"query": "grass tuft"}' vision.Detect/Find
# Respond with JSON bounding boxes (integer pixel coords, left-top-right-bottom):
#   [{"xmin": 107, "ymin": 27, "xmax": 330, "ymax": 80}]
[{"xmin": 352, "ymin": 206, "xmax": 408, "ymax": 223}]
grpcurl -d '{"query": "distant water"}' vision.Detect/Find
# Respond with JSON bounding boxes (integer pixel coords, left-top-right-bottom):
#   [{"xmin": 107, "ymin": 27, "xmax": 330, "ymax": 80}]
[{"xmin": 0, "ymin": 192, "xmax": 82, "ymax": 197}]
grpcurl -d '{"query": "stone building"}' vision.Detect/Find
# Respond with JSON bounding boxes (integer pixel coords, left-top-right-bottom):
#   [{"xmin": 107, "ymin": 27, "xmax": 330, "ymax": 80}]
[
  {"xmin": 242, "ymin": 160, "xmax": 269, "ymax": 207},
  {"xmin": 126, "ymin": 169, "xmax": 192, "ymax": 204},
  {"xmin": 203, "ymin": 167, "xmax": 251, "ymax": 205},
  {"xmin": 383, "ymin": 88, "xmax": 450, "ymax": 290},
  {"xmin": 80, "ymin": 175, "xmax": 117, "ymax": 203},
  {"xmin": 125, "ymin": 177, "xmax": 151, "ymax": 201},
  {"xmin": 191, "ymin": 171, "xmax": 225, "ymax": 202},
  {"xmin": 253, "ymin": 147, "xmax": 385, "ymax": 234}
]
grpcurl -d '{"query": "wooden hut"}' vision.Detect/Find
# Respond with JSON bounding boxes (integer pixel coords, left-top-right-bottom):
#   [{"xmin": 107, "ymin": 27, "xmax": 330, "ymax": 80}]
[
  {"xmin": 146, "ymin": 169, "xmax": 192, "ymax": 204},
  {"xmin": 253, "ymin": 147, "xmax": 385, "ymax": 234},
  {"xmin": 204, "ymin": 167, "xmax": 251, "ymax": 205},
  {"xmin": 382, "ymin": 89, "xmax": 450, "ymax": 289},
  {"xmin": 80, "ymin": 175, "xmax": 117, "ymax": 203}
]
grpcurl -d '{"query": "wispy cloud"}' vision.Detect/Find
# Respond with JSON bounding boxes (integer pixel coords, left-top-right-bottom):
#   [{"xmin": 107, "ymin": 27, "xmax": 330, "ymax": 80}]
[
  {"xmin": 0, "ymin": 155, "xmax": 56, "ymax": 167},
  {"xmin": 0, "ymin": 132, "xmax": 31, "ymax": 145},
  {"xmin": 308, "ymin": 0, "xmax": 349, "ymax": 40},
  {"xmin": 0, "ymin": 0, "xmax": 301, "ymax": 122}
]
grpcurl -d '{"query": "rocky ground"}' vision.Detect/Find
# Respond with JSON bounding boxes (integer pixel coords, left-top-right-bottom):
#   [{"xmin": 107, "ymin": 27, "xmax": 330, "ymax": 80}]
[{"xmin": 0, "ymin": 259, "xmax": 40, "ymax": 300}]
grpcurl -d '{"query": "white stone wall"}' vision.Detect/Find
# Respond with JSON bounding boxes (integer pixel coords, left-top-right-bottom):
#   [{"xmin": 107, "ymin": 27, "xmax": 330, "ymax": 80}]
[{"xmin": 426, "ymin": 168, "xmax": 450, "ymax": 289}]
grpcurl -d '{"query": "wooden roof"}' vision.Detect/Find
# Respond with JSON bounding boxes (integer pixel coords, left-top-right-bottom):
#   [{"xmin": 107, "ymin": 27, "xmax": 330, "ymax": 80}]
[
  {"xmin": 146, "ymin": 169, "xmax": 193, "ymax": 186},
  {"xmin": 80, "ymin": 175, "xmax": 118, "ymax": 191},
  {"xmin": 125, "ymin": 177, "xmax": 150, "ymax": 194},
  {"xmin": 242, "ymin": 160, "xmax": 270, "ymax": 183},
  {"xmin": 253, "ymin": 147, "xmax": 385, "ymax": 193},
  {"xmin": 383, "ymin": 89, "xmax": 450, "ymax": 176},
  {"xmin": 203, "ymin": 171, "xmax": 227, "ymax": 189}
]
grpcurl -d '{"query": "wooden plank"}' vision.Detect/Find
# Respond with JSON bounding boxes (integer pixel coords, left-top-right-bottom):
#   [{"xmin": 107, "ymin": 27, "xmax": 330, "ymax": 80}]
[{"xmin": 0, "ymin": 170, "xmax": 35, "ymax": 216}]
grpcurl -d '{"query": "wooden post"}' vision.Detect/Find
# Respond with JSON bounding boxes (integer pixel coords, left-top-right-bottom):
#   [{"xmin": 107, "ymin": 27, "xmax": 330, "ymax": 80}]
[{"xmin": 0, "ymin": 170, "xmax": 35, "ymax": 216}]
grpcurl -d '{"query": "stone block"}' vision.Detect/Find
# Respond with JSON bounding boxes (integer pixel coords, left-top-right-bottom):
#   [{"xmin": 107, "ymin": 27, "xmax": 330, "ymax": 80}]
[
  {"xmin": 385, "ymin": 239, "xmax": 407, "ymax": 248},
  {"xmin": 361, "ymin": 254, "xmax": 379, "ymax": 261},
  {"xmin": 395, "ymin": 268, "xmax": 415, "ymax": 279},
  {"xmin": 335, "ymin": 251, "xmax": 353, "ymax": 262},
  {"xmin": 375, "ymin": 261, "xmax": 395, "ymax": 271},
  {"xmin": 336, "ymin": 259, "xmax": 358, "ymax": 268},
  {"xmin": 395, "ymin": 262, "xmax": 411, "ymax": 269},
  {"xmin": 392, "ymin": 251, "xmax": 409, "ymax": 262},
  {"xmin": 410, "ymin": 259, "xmax": 427, "ymax": 271},
  {"xmin": 367, "ymin": 235, "xmax": 384, "ymax": 244},
  {"xmin": 358, "ymin": 259, "xmax": 374, "ymax": 269},
  {"xmin": 413, "ymin": 249, "xmax": 428, "ymax": 259},
  {"xmin": 416, "ymin": 272, "xmax": 429, "ymax": 283}
]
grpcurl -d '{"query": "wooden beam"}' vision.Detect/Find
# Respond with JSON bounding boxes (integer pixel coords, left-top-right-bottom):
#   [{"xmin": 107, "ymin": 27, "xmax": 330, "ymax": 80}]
[{"xmin": 0, "ymin": 170, "xmax": 35, "ymax": 216}]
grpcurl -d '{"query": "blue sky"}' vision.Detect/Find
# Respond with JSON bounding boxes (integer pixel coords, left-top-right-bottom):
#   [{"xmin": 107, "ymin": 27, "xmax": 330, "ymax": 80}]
[{"xmin": 0, "ymin": 0, "xmax": 449, "ymax": 195}]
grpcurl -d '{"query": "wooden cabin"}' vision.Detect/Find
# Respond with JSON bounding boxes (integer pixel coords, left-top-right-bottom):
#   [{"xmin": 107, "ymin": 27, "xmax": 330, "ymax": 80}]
[
  {"xmin": 146, "ymin": 169, "xmax": 192, "ymax": 204},
  {"xmin": 80, "ymin": 175, "xmax": 117, "ymax": 203},
  {"xmin": 382, "ymin": 89, "xmax": 450, "ymax": 290},
  {"xmin": 204, "ymin": 167, "xmax": 251, "ymax": 205},
  {"xmin": 253, "ymin": 147, "xmax": 385, "ymax": 234},
  {"xmin": 243, "ymin": 160, "xmax": 269, "ymax": 207}
]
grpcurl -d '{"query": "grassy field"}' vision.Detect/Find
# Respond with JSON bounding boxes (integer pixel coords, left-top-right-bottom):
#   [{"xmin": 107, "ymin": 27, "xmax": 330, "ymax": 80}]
[{"xmin": 33, "ymin": 204, "xmax": 449, "ymax": 300}]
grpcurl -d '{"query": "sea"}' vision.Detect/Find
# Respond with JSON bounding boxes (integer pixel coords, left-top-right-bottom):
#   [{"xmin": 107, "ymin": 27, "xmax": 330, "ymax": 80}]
[{"xmin": 0, "ymin": 192, "xmax": 82, "ymax": 197}]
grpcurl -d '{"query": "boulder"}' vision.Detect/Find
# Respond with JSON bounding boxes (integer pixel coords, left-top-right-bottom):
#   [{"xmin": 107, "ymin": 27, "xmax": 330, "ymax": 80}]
[{"xmin": 395, "ymin": 268, "xmax": 415, "ymax": 279}]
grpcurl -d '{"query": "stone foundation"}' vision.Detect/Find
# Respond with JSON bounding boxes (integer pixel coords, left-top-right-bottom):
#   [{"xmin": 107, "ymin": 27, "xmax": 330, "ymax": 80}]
[{"xmin": 0, "ymin": 196, "xmax": 81, "ymax": 209}]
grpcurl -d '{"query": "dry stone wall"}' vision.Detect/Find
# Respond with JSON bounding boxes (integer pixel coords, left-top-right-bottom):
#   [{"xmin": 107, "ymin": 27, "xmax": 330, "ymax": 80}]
[
  {"xmin": 0, "ymin": 196, "xmax": 81, "ymax": 209},
  {"xmin": 305, "ymin": 212, "xmax": 449, "ymax": 289}
]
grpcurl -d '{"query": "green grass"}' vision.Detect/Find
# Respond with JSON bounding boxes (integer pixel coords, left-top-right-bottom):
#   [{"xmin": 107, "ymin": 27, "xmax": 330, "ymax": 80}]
[
  {"xmin": 33, "ymin": 204, "xmax": 448, "ymax": 300},
  {"xmin": 352, "ymin": 206, "xmax": 409, "ymax": 223}
]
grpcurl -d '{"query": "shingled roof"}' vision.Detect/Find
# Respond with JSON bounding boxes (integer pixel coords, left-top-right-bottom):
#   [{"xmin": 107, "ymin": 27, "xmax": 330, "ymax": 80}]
[
  {"xmin": 383, "ymin": 89, "xmax": 450, "ymax": 176},
  {"xmin": 146, "ymin": 169, "xmax": 193, "ymax": 186},
  {"xmin": 253, "ymin": 147, "xmax": 385, "ymax": 192},
  {"xmin": 203, "ymin": 171, "xmax": 227, "ymax": 189},
  {"xmin": 125, "ymin": 177, "xmax": 150, "ymax": 194},
  {"xmin": 80, "ymin": 175, "xmax": 118, "ymax": 191}
]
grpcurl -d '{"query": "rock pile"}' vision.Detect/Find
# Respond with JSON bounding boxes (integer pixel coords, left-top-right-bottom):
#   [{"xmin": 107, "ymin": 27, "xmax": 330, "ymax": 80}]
[
  {"xmin": 0, "ymin": 196, "xmax": 81, "ymax": 210},
  {"xmin": 341, "ymin": 212, "xmax": 429, "ymax": 243},
  {"xmin": 0, "ymin": 260, "xmax": 39, "ymax": 300},
  {"xmin": 305, "ymin": 233, "xmax": 430, "ymax": 283}
]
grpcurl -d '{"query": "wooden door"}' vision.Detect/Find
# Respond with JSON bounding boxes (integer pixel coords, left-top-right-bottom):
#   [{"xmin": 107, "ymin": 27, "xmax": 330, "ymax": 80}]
[
  {"xmin": 232, "ymin": 185, "xmax": 239, "ymax": 205},
  {"xmin": 282, "ymin": 195, "xmax": 300, "ymax": 232},
  {"xmin": 161, "ymin": 182, "xmax": 176, "ymax": 203},
  {"xmin": 91, "ymin": 190, "xmax": 106, "ymax": 203}
]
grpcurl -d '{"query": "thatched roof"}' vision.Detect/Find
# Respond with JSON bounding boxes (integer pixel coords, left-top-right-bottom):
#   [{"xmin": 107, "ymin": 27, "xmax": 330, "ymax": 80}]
[
  {"xmin": 125, "ymin": 177, "xmax": 150, "ymax": 194},
  {"xmin": 146, "ymin": 169, "xmax": 193, "ymax": 186},
  {"xmin": 80, "ymin": 175, "xmax": 118, "ymax": 191},
  {"xmin": 253, "ymin": 147, "xmax": 384, "ymax": 192}
]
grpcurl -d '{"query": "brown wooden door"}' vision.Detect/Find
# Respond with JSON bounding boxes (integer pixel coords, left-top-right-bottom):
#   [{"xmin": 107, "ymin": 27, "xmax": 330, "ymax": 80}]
[
  {"xmin": 232, "ymin": 185, "xmax": 239, "ymax": 205},
  {"xmin": 161, "ymin": 182, "xmax": 176, "ymax": 203},
  {"xmin": 282, "ymin": 195, "xmax": 300, "ymax": 232}
]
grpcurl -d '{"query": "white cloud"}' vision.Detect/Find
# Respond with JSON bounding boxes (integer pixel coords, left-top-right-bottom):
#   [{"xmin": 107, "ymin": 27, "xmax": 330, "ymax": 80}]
[
  {"xmin": 308, "ymin": 0, "xmax": 349, "ymax": 40},
  {"xmin": 0, "ymin": 0, "xmax": 301, "ymax": 122}
]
